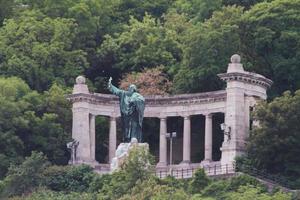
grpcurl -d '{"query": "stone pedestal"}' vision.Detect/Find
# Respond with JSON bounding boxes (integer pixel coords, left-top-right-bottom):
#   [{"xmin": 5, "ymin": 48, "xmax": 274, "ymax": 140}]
[{"xmin": 110, "ymin": 138, "xmax": 149, "ymax": 172}]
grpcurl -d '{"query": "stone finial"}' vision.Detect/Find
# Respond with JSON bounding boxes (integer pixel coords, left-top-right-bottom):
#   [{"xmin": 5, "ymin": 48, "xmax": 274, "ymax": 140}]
[
  {"xmin": 76, "ymin": 76, "xmax": 86, "ymax": 84},
  {"xmin": 226, "ymin": 54, "xmax": 244, "ymax": 73},
  {"xmin": 231, "ymin": 54, "xmax": 241, "ymax": 64},
  {"xmin": 73, "ymin": 75, "xmax": 89, "ymax": 94}
]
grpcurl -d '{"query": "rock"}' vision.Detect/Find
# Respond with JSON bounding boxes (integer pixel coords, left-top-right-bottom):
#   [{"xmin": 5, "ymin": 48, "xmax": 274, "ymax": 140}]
[{"xmin": 110, "ymin": 138, "xmax": 149, "ymax": 172}]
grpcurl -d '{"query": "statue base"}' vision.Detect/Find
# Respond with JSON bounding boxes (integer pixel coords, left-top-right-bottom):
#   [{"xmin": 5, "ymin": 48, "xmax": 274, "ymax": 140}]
[{"xmin": 110, "ymin": 138, "xmax": 149, "ymax": 172}]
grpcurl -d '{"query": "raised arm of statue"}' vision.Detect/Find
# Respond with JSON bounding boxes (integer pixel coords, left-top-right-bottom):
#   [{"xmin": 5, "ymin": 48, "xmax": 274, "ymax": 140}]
[{"xmin": 108, "ymin": 77, "xmax": 123, "ymax": 97}]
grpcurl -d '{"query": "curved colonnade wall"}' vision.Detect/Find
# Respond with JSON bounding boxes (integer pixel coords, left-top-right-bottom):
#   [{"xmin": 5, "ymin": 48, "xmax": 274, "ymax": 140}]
[{"xmin": 67, "ymin": 54, "xmax": 273, "ymax": 170}]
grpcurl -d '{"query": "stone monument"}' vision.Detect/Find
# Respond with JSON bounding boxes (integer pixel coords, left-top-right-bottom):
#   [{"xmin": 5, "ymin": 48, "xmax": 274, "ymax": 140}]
[
  {"xmin": 68, "ymin": 54, "xmax": 272, "ymax": 175},
  {"xmin": 108, "ymin": 77, "xmax": 148, "ymax": 171},
  {"xmin": 108, "ymin": 77, "xmax": 145, "ymax": 142}
]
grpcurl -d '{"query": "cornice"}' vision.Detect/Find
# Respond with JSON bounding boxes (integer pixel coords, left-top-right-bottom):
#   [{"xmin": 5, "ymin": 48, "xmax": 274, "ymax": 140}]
[
  {"xmin": 218, "ymin": 72, "xmax": 273, "ymax": 89},
  {"xmin": 67, "ymin": 90, "xmax": 227, "ymax": 106}
]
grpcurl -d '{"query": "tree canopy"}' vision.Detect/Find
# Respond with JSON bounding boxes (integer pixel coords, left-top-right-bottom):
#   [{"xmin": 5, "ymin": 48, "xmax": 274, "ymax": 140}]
[
  {"xmin": 243, "ymin": 90, "xmax": 300, "ymax": 187},
  {"xmin": 0, "ymin": 0, "xmax": 300, "ymax": 195}
]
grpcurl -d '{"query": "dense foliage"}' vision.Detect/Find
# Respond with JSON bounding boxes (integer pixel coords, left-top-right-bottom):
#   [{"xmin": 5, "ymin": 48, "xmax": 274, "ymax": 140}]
[
  {"xmin": 0, "ymin": 150, "xmax": 294, "ymax": 200},
  {"xmin": 0, "ymin": 77, "xmax": 71, "ymax": 178},
  {"xmin": 238, "ymin": 90, "xmax": 300, "ymax": 188},
  {"xmin": 0, "ymin": 0, "xmax": 300, "ymax": 197}
]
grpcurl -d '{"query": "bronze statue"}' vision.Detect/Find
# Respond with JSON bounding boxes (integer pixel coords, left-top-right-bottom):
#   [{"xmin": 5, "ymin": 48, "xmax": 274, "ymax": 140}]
[{"xmin": 108, "ymin": 77, "xmax": 145, "ymax": 142}]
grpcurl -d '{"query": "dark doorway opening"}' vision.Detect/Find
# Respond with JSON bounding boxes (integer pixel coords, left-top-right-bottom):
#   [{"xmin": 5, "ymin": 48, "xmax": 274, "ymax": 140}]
[
  {"xmin": 167, "ymin": 116, "xmax": 183, "ymax": 164},
  {"xmin": 212, "ymin": 112, "xmax": 225, "ymax": 161},
  {"xmin": 95, "ymin": 116, "xmax": 109, "ymax": 163},
  {"xmin": 143, "ymin": 118, "xmax": 160, "ymax": 163},
  {"xmin": 191, "ymin": 115, "xmax": 205, "ymax": 163}
]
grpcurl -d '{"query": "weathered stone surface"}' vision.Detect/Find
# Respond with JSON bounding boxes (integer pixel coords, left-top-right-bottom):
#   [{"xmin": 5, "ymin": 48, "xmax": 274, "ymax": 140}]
[{"xmin": 110, "ymin": 138, "xmax": 149, "ymax": 172}]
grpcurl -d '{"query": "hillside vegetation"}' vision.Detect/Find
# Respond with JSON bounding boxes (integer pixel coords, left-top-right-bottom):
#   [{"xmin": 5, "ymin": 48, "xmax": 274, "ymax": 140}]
[{"xmin": 0, "ymin": 0, "xmax": 300, "ymax": 198}]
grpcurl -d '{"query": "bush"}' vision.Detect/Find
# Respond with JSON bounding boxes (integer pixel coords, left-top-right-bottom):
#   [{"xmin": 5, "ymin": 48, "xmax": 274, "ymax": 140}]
[
  {"xmin": 118, "ymin": 177, "xmax": 160, "ymax": 200},
  {"xmin": 201, "ymin": 180, "xmax": 229, "ymax": 199},
  {"xmin": 88, "ymin": 173, "xmax": 112, "ymax": 193},
  {"xmin": 225, "ymin": 185, "xmax": 292, "ymax": 200},
  {"xmin": 189, "ymin": 168, "xmax": 210, "ymax": 194},
  {"xmin": 159, "ymin": 175, "xmax": 189, "ymax": 191},
  {"xmin": 98, "ymin": 171, "xmax": 129, "ymax": 199},
  {"xmin": 190, "ymin": 194, "xmax": 215, "ymax": 200},
  {"xmin": 151, "ymin": 187, "xmax": 190, "ymax": 200},
  {"xmin": 120, "ymin": 145, "xmax": 155, "ymax": 185},
  {"xmin": 10, "ymin": 189, "xmax": 97, "ymax": 200},
  {"xmin": 43, "ymin": 164, "xmax": 95, "ymax": 192},
  {"xmin": 99, "ymin": 146, "xmax": 155, "ymax": 199},
  {"xmin": 227, "ymin": 174, "xmax": 266, "ymax": 192},
  {"xmin": 0, "ymin": 152, "xmax": 49, "ymax": 198}
]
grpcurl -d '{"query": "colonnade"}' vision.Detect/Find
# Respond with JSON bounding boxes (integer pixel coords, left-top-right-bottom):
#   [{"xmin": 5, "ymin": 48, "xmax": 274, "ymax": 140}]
[
  {"xmin": 157, "ymin": 114, "xmax": 214, "ymax": 166},
  {"xmin": 92, "ymin": 113, "xmax": 217, "ymax": 167},
  {"xmin": 69, "ymin": 54, "xmax": 272, "ymax": 169}
]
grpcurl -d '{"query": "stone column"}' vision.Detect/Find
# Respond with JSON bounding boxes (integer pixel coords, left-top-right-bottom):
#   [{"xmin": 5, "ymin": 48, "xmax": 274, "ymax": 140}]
[
  {"xmin": 204, "ymin": 114, "xmax": 213, "ymax": 161},
  {"xmin": 72, "ymin": 107, "xmax": 91, "ymax": 162},
  {"xmin": 89, "ymin": 114, "xmax": 96, "ymax": 161},
  {"xmin": 182, "ymin": 115, "xmax": 191, "ymax": 164},
  {"xmin": 109, "ymin": 116, "xmax": 117, "ymax": 163},
  {"xmin": 71, "ymin": 76, "xmax": 92, "ymax": 163},
  {"xmin": 157, "ymin": 117, "xmax": 167, "ymax": 167}
]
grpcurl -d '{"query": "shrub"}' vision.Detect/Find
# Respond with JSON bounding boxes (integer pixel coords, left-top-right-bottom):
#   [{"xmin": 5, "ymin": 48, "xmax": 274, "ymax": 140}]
[
  {"xmin": 151, "ymin": 186, "xmax": 190, "ymax": 200},
  {"xmin": 190, "ymin": 194, "xmax": 215, "ymax": 200},
  {"xmin": 0, "ymin": 152, "xmax": 49, "ymax": 198},
  {"xmin": 98, "ymin": 171, "xmax": 129, "ymax": 200},
  {"xmin": 10, "ymin": 189, "xmax": 97, "ymax": 200},
  {"xmin": 43, "ymin": 164, "xmax": 95, "ymax": 192},
  {"xmin": 88, "ymin": 173, "xmax": 112, "ymax": 193},
  {"xmin": 189, "ymin": 168, "xmax": 210, "ymax": 194},
  {"xmin": 225, "ymin": 185, "xmax": 292, "ymax": 200},
  {"xmin": 99, "ymin": 146, "xmax": 155, "ymax": 199},
  {"xmin": 120, "ymin": 145, "xmax": 155, "ymax": 184},
  {"xmin": 201, "ymin": 180, "xmax": 229, "ymax": 199},
  {"xmin": 159, "ymin": 175, "xmax": 189, "ymax": 191},
  {"xmin": 227, "ymin": 174, "xmax": 266, "ymax": 192}
]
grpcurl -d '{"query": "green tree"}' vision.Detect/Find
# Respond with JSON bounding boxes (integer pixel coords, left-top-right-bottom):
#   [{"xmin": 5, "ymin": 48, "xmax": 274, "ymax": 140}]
[
  {"xmin": 189, "ymin": 168, "xmax": 210, "ymax": 194},
  {"xmin": 240, "ymin": 0, "xmax": 300, "ymax": 97},
  {"xmin": 98, "ymin": 13, "xmax": 184, "ymax": 77},
  {"xmin": 223, "ymin": 0, "xmax": 265, "ymax": 9},
  {"xmin": 0, "ymin": 10, "xmax": 88, "ymax": 91},
  {"xmin": 201, "ymin": 180, "xmax": 229, "ymax": 199},
  {"xmin": 43, "ymin": 165, "xmax": 95, "ymax": 192},
  {"xmin": 225, "ymin": 185, "xmax": 292, "ymax": 200},
  {"xmin": 0, "ymin": 77, "xmax": 71, "ymax": 178},
  {"xmin": 172, "ymin": 0, "xmax": 223, "ymax": 21},
  {"xmin": 246, "ymin": 90, "xmax": 300, "ymax": 187},
  {"xmin": 100, "ymin": 146, "xmax": 154, "ymax": 199},
  {"xmin": 21, "ymin": 111, "xmax": 69, "ymax": 165},
  {"xmin": 15, "ymin": 190, "xmax": 96, "ymax": 200},
  {"xmin": 120, "ymin": 146, "xmax": 154, "ymax": 186},
  {"xmin": 20, "ymin": 0, "xmax": 78, "ymax": 18},
  {"xmin": 0, "ymin": 0, "xmax": 16, "ymax": 26},
  {"xmin": 0, "ymin": 152, "xmax": 49, "ymax": 198},
  {"xmin": 42, "ymin": 84, "xmax": 72, "ymax": 134},
  {"xmin": 0, "ymin": 77, "xmax": 33, "ymax": 178},
  {"xmin": 173, "ymin": 6, "xmax": 243, "ymax": 93}
]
